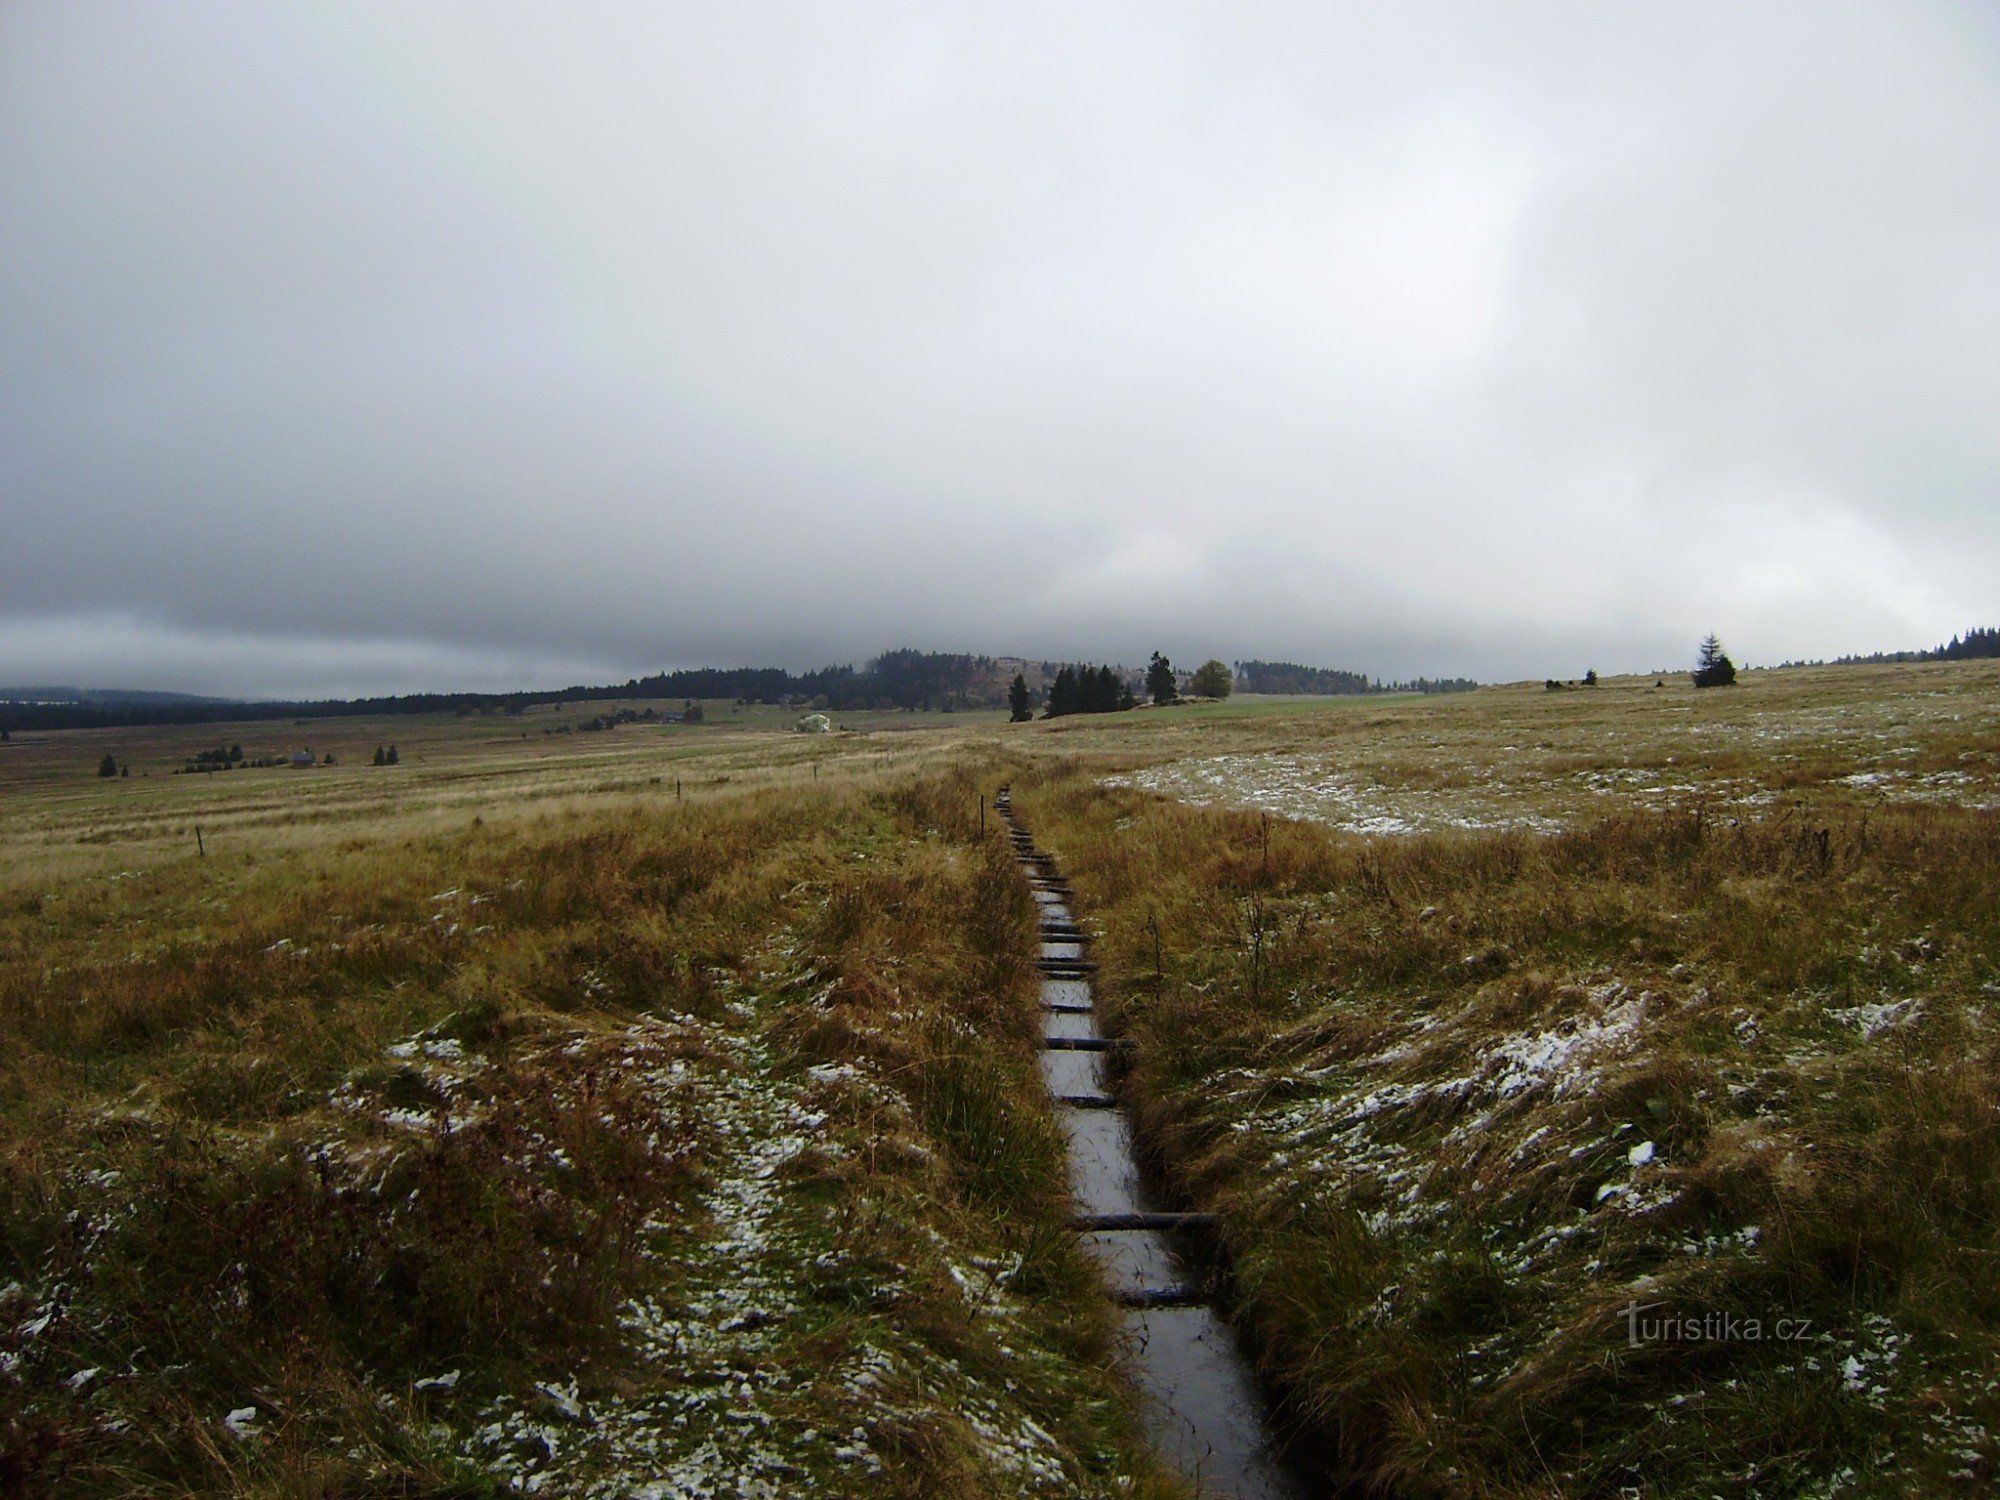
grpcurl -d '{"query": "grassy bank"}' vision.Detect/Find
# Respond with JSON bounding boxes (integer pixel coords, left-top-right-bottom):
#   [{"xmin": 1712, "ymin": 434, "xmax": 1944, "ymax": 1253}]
[
  {"xmin": 1014, "ymin": 749, "xmax": 2000, "ymax": 1495},
  {"xmin": 0, "ymin": 757, "xmax": 1178, "ymax": 1497}
]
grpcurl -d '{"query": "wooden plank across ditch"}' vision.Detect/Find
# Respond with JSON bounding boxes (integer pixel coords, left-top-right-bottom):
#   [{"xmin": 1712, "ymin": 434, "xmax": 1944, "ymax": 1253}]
[
  {"xmin": 996, "ymin": 783, "xmax": 1305, "ymax": 1499},
  {"xmin": 1067, "ymin": 1211, "xmax": 1219, "ymax": 1232}
]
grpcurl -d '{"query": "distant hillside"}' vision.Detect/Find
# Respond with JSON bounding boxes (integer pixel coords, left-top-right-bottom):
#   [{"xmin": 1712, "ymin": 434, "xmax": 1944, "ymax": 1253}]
[
  {"xmin": 0, "ymin": 650, "xmax": 1015, "ymax": 732},
  {"xmin": 624, "ymin": 649, "xmax": 1008, "ymax": 712},
  {"xmin": 1831, "ymin": 627, "xmax": 2000, "ymax": 667},
  {"xmin": 1, "ymin": 647, "xmax": 1482, "ymax": 732},
  {"xmin": 0, "ymin": 686, "xmax": 235, "ymax": 706},
  {"xmin": 1235, "ymin": 660, "xmax": 1479, "ymax": 696}
]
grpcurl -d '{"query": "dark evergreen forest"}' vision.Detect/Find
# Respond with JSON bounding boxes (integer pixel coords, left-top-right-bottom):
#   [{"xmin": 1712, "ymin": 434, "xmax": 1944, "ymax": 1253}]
[
  {"xmin": 1833, "ymin": 627, "xmax": 2000, "ymax": 667},
  {"xmin": 1234, "ymin": 660, "xmax": 1480, "ymax": 695},
  {"xmin": 0, "ymin": 649, "xmax": 1014, "ymax": 731},
  {"xmin": 1041, "ymin": 664, "xmax": 1136, "ymax": 718}
]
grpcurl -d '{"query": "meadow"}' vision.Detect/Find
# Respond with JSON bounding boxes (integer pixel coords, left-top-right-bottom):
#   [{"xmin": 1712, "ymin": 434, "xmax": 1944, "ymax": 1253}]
[
  {"xmin": 3, "ymin": 660, "xmax": 1996, "ymax": 1496},
  {"xmin": 0, "ymin": 706, "xmax": 1170, "ymax": 1497},
  {"xmin": 1008, "ymin": 661, "xmax": 2000, "ymax": 1496}
]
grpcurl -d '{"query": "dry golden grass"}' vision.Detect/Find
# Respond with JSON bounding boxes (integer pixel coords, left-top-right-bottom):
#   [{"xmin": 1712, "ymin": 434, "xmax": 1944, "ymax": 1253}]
[
  {"xmin": 0, "ymin": 700, "xmax": 1015, "ymax": 889},
  {"xmin": 1065, "ymin": 661, "xmax": 2000, "ymax": 837},
  {"xmin": 1007, "ymin": 660, "xmax": 2000, "ymax": 1498},
  {"xmin": 6, "ymin": 658, "xmax": 1996, "ymax": 1496},
  {"xmin": 0, "ymin": 718, "xmax": 1179, "ymax": 1498}
]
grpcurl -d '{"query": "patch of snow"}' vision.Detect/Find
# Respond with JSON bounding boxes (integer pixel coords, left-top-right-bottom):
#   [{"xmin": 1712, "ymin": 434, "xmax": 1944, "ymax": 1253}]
[{"xmin": 1827, "ymin": 997, "xmax": 1923, "ymax": 1037}]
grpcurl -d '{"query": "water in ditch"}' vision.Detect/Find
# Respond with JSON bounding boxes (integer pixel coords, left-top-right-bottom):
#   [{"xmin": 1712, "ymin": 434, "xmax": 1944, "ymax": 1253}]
[{"xmin": 1021, "ymin": 850, "xmax": 1310, "ymax": 1499}]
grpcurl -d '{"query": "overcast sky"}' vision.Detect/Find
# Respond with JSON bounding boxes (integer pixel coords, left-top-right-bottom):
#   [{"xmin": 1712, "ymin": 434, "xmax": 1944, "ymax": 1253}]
[{"xmin": 3, "ymin": 2, "xmax": 1996, "ymax": 697}]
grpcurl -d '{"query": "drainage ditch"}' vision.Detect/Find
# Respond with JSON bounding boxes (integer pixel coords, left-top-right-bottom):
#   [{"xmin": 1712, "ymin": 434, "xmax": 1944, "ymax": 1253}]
[{"xmin": 997, "ymin": 787, "xmax": 1313, "ymax": 1499}]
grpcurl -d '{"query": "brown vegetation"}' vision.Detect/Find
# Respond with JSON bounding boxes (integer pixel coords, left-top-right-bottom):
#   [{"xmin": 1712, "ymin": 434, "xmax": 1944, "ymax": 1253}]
[
  {"xmin": 0, "ymin": 742, "xmax": 1177, "ymax": 1497},
  {"xmin": 7, "ymin": 658, "xmax": 1997, "ymax": 1496},
  {"xmin": 1011, "ymin": 673, "xmax": 2000, "ymax": 1494}
]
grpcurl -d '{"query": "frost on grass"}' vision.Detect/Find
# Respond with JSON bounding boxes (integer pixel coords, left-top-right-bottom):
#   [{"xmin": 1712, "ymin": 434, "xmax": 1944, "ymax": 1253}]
[
  {"xmin": 6, "ymin": 984, "xmax": 1112, "ymax": 1497},
  {"xmin": 408, "ymin": 974, "xmax": 1108, "ymax": 1499},
  {"xmin": 1108, "ymin": 753, "xmax": 1563, "ymax": 836},
  {"xmin": 1181, "ymin": 961, "xmax": 2000, "ymax": 1494},
  {"xmin": 1114, "ymin": 756, "xmax": 1843, "ymax": 835},
  {"xmin": 1105, "ymin": 679, "xmax": 2000, "ymax": 834},
  {"xmin": 1218, "ymin": 980, "xmax": 1660, "ymax": 1244}
]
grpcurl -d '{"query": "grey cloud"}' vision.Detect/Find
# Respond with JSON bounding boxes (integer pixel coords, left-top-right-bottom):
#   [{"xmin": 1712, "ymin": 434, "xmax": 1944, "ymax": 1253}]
[{"xmin": 3, "ymin": 2, "xmax": 1995, "ymax": 699}]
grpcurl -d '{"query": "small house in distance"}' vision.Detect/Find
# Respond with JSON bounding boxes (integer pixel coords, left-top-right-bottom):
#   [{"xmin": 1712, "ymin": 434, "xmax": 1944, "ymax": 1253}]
[{"xmin": 290, "ymin": 749, "xmax": 316, "ymax": 768}]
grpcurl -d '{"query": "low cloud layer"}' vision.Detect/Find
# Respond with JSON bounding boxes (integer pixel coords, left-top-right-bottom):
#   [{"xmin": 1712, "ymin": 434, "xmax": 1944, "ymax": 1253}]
[{"xmin": 4, "ymin": 2, "xmax": 1995, "ymax": 697}]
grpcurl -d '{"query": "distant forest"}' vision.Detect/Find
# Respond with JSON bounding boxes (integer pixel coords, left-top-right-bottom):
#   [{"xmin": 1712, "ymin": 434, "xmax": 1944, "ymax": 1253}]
[
  {"xmin": 1042, "ymin": 665, "xmax": 1135, "ymax": 718},
  {"xmin": 1831, "ymin": 627, "xmax": 2000, "ymax": 667},
  {"xmin": 1234, "ymin": 660, "xmax": 1480, "ymax": 696},
  {"xmin": 2, "ymin": 647, "xmax": 1487, "ymax": 733},
  {"xmin": 0, "ymin": 649, "xmax": 1015, "ymax": 732}
]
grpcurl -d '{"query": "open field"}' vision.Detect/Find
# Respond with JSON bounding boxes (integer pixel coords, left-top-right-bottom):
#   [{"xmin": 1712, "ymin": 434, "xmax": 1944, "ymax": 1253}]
[
  {"xmin": 0, "ymin": 701, "xmax": 1010, "ymax": 890},
  {"xmin": 4, "ymin": 660, "xmax": 1998, "ymax": 1496},
  {"xmin": 1086, "ymin": 663, "xmax": 2000, "ymax": 836},
  {"xmin": 1008, "ymin": 661, "xmax": 2000, "ymax": 1497},
  {"xmin": 0, "ymin": 718, "xmax": 1175, "ymax": 1496}
]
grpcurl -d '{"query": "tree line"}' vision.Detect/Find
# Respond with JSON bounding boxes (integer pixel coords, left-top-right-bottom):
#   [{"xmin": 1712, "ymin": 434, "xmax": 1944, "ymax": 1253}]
[
  {"xmin": 1040, "ymin": 664, "xmax": 1137, "ymax": 717},
  {"xmin": 0, "ymin": 649, "xmax": 1018, "ymax": 732},
  {"xmin": 1018, "ymin": 652, "xmax": 1222, "ymax": 718},
  {"xmin": 1234, "ymin": 660, "xmax": 1479, "ymax": 695},
  {"xmin": 1832, "ymin": 627, "xmax": 2000, "ymax": 667},
  {"xmin": 9, "ymin": 645, "xmax": 1485, "ymax": 735}
]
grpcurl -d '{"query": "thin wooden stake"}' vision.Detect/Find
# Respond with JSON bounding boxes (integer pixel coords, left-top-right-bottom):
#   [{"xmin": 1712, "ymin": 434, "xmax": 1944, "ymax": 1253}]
[
  {"xmin": 195, "ymin": 825, "xmax": 205, "ymax": 858},
  {"xmin": 1250, "ymin": 893, "xmax": 1265, "ymax": 1003}
]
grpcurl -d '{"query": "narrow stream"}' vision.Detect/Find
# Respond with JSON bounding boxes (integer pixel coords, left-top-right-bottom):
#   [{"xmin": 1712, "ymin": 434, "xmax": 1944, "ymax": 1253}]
[{"xmin": 998, "ymin": 789, "xmax": 1310, "ymax": 1499}]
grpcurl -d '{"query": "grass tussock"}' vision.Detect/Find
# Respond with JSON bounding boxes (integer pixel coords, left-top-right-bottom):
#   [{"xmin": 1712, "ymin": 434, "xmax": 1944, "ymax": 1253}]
[
  {"xmin": 1016, "ymin": 763, "xmax": 2000, "ymax": 1497},
  {"xmin": 1, "ymin": 759, "xmax": 1181, "ymax": 1498}
]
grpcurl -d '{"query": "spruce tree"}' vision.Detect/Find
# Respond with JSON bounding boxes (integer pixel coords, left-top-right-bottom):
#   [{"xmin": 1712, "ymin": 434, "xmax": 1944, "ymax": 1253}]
[
  {"xmin": 1083, "ymin": 665, "xmax": 1110, "ymax": 713},
  {"xmin": 1008, "ymin": 674, "xmax": 1032, "ymax": 722},
  {"xmin": 1146, "ymin": 652, "xmax": 1178, "ymax": 706},
  {"xmin": 1692, "ymin": 634, "xmax": 1737, "ymax": 688},
  {"xmin": 1043, "ymin": 666, "xmax": 1078, "ymax": 718}
]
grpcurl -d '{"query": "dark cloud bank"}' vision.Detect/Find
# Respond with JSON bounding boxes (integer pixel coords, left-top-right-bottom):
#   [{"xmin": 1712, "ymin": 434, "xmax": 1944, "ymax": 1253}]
[{"xmin": 3, "ymin": 2, "xmax": 1995, "ymax": 700}]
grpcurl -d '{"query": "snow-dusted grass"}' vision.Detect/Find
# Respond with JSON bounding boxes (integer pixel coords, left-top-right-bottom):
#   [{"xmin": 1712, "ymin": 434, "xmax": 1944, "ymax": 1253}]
[
  {"xmin": 1112, "ymin": 680, "xmax": 2000, "ymax": 848},
  {"xmin": 1096, "ymin": 660, "xmax": 2000, "ymax": 838},
  {"xmin": 1109, "ymin": 751, "xmax": 1564, "ymax": 836},
  {"xmin": 0, "ymin": 769, "xmax": 1178, "ymax": 1497},
  {"xmin": 1016, "ymin": 726, "xmax": 2000, "ymax": 1497}
]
